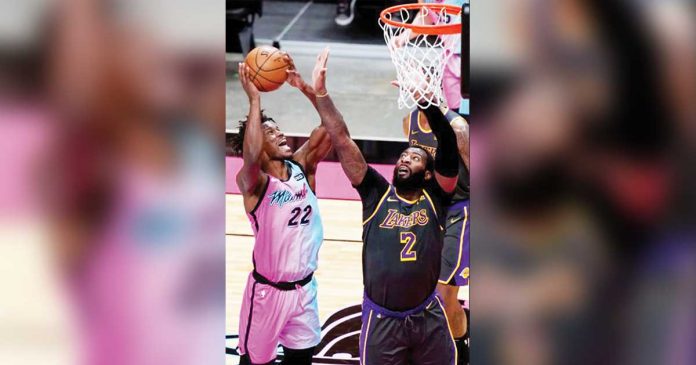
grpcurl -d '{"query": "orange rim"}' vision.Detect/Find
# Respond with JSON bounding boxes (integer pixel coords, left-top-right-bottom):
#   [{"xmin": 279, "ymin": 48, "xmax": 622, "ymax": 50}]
[{"xmin": 379, "ymin": 3, "xmax": 461, "ymax": 36}]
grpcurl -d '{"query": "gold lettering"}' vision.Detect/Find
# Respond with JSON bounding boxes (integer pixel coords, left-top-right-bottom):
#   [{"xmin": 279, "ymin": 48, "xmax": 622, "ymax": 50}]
[
  {"xmin": 378, "ymin": 208, "xmax": 431, "ymax": 229},
  {"xmin": 417, "ymin": 209, "xmax": 429, "ymax": 225}
]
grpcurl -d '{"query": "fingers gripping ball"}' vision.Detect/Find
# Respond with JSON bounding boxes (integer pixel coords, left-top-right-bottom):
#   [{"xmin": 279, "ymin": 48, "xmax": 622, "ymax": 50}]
[{"xmin": 244, "ymin": 46, "xmax": 290, "ymax": 92}]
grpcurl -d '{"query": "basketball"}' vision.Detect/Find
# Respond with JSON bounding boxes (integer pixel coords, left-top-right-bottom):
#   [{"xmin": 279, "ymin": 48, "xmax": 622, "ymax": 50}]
[{"xmin": 244, "ymin": 46, "xmax": 290, "ymax": 92}]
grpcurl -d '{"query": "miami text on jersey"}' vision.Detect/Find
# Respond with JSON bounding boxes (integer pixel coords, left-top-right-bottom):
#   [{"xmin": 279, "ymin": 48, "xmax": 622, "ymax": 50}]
[{"xmin": 268, "ymin": 184, "xmax": 308, "ymax": 207}]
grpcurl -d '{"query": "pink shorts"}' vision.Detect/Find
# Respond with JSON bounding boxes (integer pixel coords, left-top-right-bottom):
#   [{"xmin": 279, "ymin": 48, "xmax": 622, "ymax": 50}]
[
  {"xmin": 238, "ymin": 272, "xmax": 321, "ymax": 364},
  {"xmin": 443, "ymin": 54, "xmax": 462, "ymax": 111}
]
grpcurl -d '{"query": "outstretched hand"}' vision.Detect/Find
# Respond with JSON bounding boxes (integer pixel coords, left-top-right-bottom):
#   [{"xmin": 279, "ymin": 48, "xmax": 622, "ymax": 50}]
[
  {"xmin": 312, "ymin": 47, "xmax": 330, "ymax": 95},
  {"xmin": 238, "ymin": 62, "xmax": 260, "ymax": 101},
  {"xmin": 283, "ymin": 53, "xmax": 312, "ymax": 91}
]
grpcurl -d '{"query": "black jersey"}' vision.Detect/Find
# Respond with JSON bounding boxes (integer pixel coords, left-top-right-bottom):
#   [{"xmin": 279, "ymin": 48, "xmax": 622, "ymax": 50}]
[
  {"xmin": 354, "ymin": 167, "xmax": 451, "ymax": 311},
  {"xmin": 405, "ymin": 107, "xmax": 470, "ymax": 202}
]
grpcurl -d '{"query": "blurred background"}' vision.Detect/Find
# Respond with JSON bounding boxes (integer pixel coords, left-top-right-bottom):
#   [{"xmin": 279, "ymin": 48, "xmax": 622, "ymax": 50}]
[
  {"xmin": 1, "ymin": 1, "xmax": 224, "ymax": 364},
  {"xmin": 471, "ymin": 0, "xmax": 695, "ymax": 364}
]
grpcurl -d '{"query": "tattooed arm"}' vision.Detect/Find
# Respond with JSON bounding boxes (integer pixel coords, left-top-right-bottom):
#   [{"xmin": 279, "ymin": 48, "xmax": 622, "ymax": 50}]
[{"xmin": 311, "ymin": 48, "xmax": 368, "ymax": 186}]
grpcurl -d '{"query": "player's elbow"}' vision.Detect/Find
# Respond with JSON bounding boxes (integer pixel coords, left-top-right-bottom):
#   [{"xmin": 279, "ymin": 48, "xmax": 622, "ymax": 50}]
[
  {"xmin": 435, "ymin": 174, "xmax": 458, "ymax": 194},
  {"xmin": 235, "ymin": 168, "xmax": 258, "ymax": 195}
]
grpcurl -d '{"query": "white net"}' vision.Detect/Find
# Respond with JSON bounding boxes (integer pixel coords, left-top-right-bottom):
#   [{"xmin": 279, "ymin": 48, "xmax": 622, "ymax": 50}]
[{"xmin": 380, "ymin": 5, "xmax": 460, "ymax": 109}]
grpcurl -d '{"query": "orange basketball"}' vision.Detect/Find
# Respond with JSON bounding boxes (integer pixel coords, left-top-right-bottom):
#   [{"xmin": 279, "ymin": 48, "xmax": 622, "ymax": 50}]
[{"xmin": 244, "ymin": 46, "xmax": 290, "ymax": 92}]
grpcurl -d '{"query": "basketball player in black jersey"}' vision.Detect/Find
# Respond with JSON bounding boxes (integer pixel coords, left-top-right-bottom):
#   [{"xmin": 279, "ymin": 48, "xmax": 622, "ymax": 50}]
[
  {"xmin": 404, "ymin": 107, "xmax": 470, "ymax": 364},
  {"xmin": 310, "ymin": 48, "xmax": 460, "ymax": 364}
]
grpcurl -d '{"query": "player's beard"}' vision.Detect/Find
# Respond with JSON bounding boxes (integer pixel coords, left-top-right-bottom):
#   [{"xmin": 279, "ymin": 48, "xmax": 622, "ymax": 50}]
[{"xmin": 393, "ymin": 168, "xmax": 427, "ymax": 192}]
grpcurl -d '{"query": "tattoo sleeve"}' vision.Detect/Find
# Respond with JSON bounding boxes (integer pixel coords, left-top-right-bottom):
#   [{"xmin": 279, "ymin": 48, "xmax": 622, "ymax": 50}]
[{"xmin": 315, "ymin": 95, "xmax": 368, "ymax": 186}]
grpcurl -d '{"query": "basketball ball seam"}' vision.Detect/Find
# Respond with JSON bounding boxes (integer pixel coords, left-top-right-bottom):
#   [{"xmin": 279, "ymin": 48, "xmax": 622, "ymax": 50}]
[
  {"xmin": 253, "ymin": 47, "xmax": 275, "ymax": 69},
  {"xmin": 253, "ymin": 78, "xmax": 267, "ymax": 92},
  {"xmin": 253, "ymin": 72, "xmax": 284, "ymax": 86},
  {"xmin": 245, "ymin": 46, "xmax": 289, "ymax": 91},
  {"xmin": 251, "ymin": 49, "xmax": 278, "ymax": 84},
  {"xmin": 257, "ymin": 61, "xmax": 291, "ymax": 73},
  {"xmin": 252, "ymin": 47, "xmax": 291, "ymax": 72}
]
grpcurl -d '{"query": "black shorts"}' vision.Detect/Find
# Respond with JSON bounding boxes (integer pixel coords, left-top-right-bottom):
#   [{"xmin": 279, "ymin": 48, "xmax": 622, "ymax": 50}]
[
  {"xmin": 359, "ymin": 292, "xmax": 457, "ymax": 365},
  {"xmin": 438, "ymin": 200, "xmax": 470, "ymax": 286}
]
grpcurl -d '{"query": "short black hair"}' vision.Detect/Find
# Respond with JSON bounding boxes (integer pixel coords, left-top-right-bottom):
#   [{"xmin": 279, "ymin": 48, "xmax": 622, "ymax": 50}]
[
  {"xmin": 229, "ymin": 110, "xmax": 276, "ymax": 156},
  {"xmin": 405, "ymin": 146, "xmax": 435, "ymax": 173}
]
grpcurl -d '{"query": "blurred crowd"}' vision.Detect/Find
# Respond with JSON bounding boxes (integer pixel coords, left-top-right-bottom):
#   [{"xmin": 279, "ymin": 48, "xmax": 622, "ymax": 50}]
[
  {"xmin": 0, "ymin": 0, "xmax": 694, "ymax": 365},
  {"xmin": 1, "ymin": 1, "xmax": 224, "ymax": 364},
  {"xmin": 472, "ymin": 0, "xmax": 695, "ymax": 364}
]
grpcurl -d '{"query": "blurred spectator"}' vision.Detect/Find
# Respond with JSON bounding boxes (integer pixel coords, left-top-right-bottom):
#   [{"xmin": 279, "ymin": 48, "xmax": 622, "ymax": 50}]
[
  {"xmin": 1, "ymin": 1, "xmax": 224, "ymax": 365},
  {"xmin": 226, "ymin": 0, "xmax": 262, "ymax": 55},
  {"xmin": 336, "ymin": 0, "xmax": 415, "ymax": 27},
  {"xmin": 473, "ymin": 73, "xmax": 610, "ymax": 365},
  {"xmin": 472, "ymin": 0, "xmax": 693, "ymax": 364},
  {"xmin": 335, "ymin": 0, "xmax": 357, "ymax": 26}
]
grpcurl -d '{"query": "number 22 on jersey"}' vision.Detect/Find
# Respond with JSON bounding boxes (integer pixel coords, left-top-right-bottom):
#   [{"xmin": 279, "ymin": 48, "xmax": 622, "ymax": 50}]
[{"xmin": 288, "ymin": 205, "xmax": 312, "ymax": 227}]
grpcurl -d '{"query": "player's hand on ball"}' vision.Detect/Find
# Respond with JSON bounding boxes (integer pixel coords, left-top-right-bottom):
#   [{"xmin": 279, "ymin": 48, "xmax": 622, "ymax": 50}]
[
  {"xmin": 238, "ymin": 63, "xmax": 260, "ymax": 101},
  {"xmin": 283, "ymin": 53, "xmax": 311, "ymax": 91},
  {"xmin": 312, "ymin": 47, "xmax": 330, "ymax": 95}
]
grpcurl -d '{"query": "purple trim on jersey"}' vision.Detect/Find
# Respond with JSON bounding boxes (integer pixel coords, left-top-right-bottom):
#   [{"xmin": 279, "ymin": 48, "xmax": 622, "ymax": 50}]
[{"xmin": 362, "ymin": 290, "xmax": 440, "ymax": 319}]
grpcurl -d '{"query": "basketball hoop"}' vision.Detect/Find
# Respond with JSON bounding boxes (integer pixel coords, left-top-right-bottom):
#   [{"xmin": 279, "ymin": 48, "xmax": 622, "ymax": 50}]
[{"xmin": 379, "ymin": 3, "xmax": 461, "ymax": 109}]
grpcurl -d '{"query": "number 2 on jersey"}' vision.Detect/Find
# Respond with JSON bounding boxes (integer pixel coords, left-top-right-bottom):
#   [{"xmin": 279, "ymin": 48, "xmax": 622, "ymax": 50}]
[
  {"xmin": 288, "ymin": 205, "xmax": 312, "ymax": 227},
  {"xmin": 400, "ymin": 232, "xmax": 417, "ymax": 262}
]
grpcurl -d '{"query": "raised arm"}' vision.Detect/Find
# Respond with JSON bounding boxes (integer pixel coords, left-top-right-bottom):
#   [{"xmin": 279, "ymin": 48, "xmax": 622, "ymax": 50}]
[
  {"xmin": 450, "ymin": 116, "xmax": 470, "ymax": 171},
  {"xmin": 283, "ymin": 53, "xmax": 333, "ymax": 188},
  {"xmin": 312, "ymin": 48, "xmax": 368, "ymax": 186},
  {"xmin": 235, "ymin": 63, "xmax": 268, "ymax": 212},
  {"xmin": 421, "ymin": 105, "xmax": 458, "ymax": 193},
  {"xmin": 284, "ymin": 53, "xmax": 320, "ymax": 111},
  {"xmin": 293, "ymin": 126, "xmax": 331, "ymax": 190}
]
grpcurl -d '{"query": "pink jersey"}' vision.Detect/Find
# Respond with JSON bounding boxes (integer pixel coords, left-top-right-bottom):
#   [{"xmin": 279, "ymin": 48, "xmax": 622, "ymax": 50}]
[{"xmin": 248, "ymin": 160, "xmax": 323, "ymax": 282}]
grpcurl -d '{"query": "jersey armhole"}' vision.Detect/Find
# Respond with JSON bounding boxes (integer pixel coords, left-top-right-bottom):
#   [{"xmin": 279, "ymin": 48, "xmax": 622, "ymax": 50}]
[
  {"xmin": 423, "ymin": 186, "xmax": 447, "ymax": 230},
  {"xmin": 362, "ymin": 186, "xmax": 391, "ymax": 226},
  {"xmin": 249, "ymin": 177, "xmax": 271, "ymax": 217}
]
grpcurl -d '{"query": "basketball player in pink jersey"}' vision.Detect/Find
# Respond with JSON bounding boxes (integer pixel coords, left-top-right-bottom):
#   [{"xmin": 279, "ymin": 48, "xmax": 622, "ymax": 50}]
[{"xmin": 233, "ymin": 57, "xmax": 332, "ymax": 365}]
